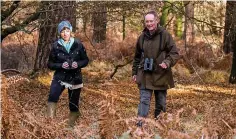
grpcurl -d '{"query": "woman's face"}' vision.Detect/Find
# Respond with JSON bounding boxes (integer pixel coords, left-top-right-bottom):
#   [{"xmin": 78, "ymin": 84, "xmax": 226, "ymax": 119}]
[{"xmin": 60, "ymin": 28, "xmax": 71, "ymax": 41}]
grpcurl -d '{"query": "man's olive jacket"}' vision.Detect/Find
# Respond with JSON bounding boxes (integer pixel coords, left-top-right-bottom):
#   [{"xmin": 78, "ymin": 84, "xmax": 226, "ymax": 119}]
[{"xmin": 132, "ymin": 26, "xmax": 180, "ymax": 90}]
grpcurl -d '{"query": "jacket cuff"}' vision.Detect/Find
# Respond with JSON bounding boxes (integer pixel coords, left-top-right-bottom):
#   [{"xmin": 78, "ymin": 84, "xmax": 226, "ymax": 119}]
[
  {"xmin": 132, "ymin": 71, "xmax": 137, "ymax": 76},
  {"xmin": 56, "ymin": 63, "xmax": 63, "ymax": 69},
  {"xmin": 162, "ymin": 60, "xmax": 171, "ymax": 68}
]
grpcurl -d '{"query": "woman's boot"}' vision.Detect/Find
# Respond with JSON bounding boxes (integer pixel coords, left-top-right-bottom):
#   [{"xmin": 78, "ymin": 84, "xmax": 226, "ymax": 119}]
[
  {"xmin": 67, "ymin": 111, "xmax": 81, "ymax": 128},
  {"xmin": 47, "ymin": 102, "xmax": 57, "ymax": 118}
]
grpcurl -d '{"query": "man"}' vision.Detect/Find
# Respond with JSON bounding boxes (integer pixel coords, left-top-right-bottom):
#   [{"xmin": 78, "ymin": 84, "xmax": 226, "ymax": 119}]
[{"xmin": 132, "ymin": 11, "xmax": 179, "ymax": 126}]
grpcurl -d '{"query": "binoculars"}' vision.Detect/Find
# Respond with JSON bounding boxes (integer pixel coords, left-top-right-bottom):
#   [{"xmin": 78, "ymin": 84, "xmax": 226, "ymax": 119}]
[{"xmin": 144, "ymin": 58, "xmax": 153, "ymax": 71}]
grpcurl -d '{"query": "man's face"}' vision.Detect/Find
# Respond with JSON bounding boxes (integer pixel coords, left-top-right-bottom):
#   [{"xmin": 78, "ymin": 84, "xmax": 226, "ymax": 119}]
[
  {"xmin": 145, "ymin": 14, "xmax": 158, "ymax": 31},
  {"xmin": 60, "ymin": 28, "xmax": 71, "ymax": 41}
]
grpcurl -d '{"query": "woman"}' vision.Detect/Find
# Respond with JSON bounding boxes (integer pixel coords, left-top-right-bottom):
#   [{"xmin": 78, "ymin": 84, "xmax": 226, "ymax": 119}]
[{"xmin": 47, "ymin": 20, "xmax": 89, "ymax": 128}]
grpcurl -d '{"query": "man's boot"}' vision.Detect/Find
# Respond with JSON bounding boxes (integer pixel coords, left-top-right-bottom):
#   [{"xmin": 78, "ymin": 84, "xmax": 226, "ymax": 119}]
[
  {"xmin": 47, "ymin": 102, "xmax": 57, "ymax": 118},
  {"xmin": 67, "ymin": 111, "xmax": 81, "ymax": 128},
  {"xmin": 134, "ymin": 119, "xmax": 144, "ymax": 136},
  {"xmin": 154, "ymin": 109, "xmax": 161, "ymax": 119}
]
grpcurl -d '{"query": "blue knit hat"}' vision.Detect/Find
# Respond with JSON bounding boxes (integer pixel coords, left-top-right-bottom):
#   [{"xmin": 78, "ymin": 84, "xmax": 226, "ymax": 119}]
[{"xmin": 58, "ymin": 20, "xmax": 72, "ymax": 33}]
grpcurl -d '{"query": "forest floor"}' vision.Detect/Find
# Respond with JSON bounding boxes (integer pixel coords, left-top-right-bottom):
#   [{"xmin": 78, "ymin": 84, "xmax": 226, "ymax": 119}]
[{"xmin": 1, "ymin": 61, "xmax": 236, "ymax": 139}]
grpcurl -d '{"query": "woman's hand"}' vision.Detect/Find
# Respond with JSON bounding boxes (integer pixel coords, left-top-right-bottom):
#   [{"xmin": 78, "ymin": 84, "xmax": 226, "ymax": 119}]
[
  {"xmin": 72, "ymin": 61, "xmax": 78, "ymax": 69},
  {"xmin": 132, "ymin": 75, "xmax": 137, "ymax": 82},
  {"xmin": 62, "ymin": 62, "xmax": 69, "ymax": 69}
]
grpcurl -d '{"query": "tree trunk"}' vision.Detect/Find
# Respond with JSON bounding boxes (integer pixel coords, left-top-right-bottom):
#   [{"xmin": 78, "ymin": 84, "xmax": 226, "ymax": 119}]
[
  {"xmin": 92, "ymin": 4, "xmax": 107, "ymax": 43},
  {"xmin": 160, "ymin": 1, "xmax": 168, "ymax": 26},
  {"xmin": 175, "ymin": 14, "xmax": 183, "ymax": 38},
  {"xmin": 230, "ymin": 50, "xmax": 236, "ymax": 84},
  {"xmin": 184, "ymin": 1, "xmax": 195, "ymax": 46},
  {"xmin": 34, "ymin": 1, "xmax": 76, "ymax": 71},
  {"xmin": 223, "ymin": 1, "xmax": 236, "ymax": 54},
  {"xmin": 223, "ymin": 1, "xmax": 236, "ymax": 84}
]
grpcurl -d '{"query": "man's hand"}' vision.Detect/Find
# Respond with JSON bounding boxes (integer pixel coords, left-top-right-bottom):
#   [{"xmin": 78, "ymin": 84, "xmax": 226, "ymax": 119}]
[
  {"xmin": 72, "ymin": 61, "xmax": 78, "ymax": 69},
  {"xmin": 132, "ymin": 75, "xmax": 137, "ymax": 82},
  {"xmin": 159, "ymin": 62, "xmax": 168, "ymax": 69},
  {"xmin": 62, "ymin": 62, "xmax": 69, "ymax": 69}
]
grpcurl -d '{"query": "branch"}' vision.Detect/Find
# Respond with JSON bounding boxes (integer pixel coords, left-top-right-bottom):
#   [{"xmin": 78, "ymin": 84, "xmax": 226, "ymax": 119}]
[
  {"xmin": 192, "ymin": 17, "xmax": 224, "ymax": 29},
  {"xmin": 221, "ymin": 119, "xmax": 233, "ymax": 130},
  {"xmin": 1, "ymin": 10, "xmax": 40, "ymax": 41},
  {"xmin": 164, "ymin": 15, "xmax": 175, "ymax": 28},
  {"xmin": 1, "ymin": 69, "xmax": 21, "ymax": 74},
  {"xmin": 110, "ymin": 59, "xmax": 133, "ymax": 79},
  {"xmin": 166, "ymin": 1, "xmax": 224, "ymax": 29},
  {"xmin": 1, "ymin": 1, "xmax": 20, "ymax": 22}
]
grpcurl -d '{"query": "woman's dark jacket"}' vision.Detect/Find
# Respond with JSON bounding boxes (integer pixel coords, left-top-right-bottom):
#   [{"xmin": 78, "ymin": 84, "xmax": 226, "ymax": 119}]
[{"xmin": 47, "ymin": 39, "xmax": 89, "ymax": 85}]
